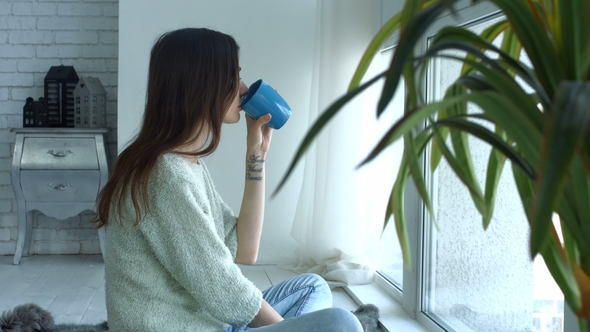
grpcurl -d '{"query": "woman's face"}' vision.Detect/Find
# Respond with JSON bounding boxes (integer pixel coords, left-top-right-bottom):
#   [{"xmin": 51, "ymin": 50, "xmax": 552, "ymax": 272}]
[{"xmin": 223, "ymin": 79, "xmax": 249, "ymax": 124}]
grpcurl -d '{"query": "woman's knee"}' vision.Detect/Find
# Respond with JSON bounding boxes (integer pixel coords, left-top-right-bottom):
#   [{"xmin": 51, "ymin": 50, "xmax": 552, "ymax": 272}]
[
  {"xmin": 298, "ymin": 273, "xmax": 332, "ymax": 308},
  {"xmin": 285, "ymin": 273, "xmax": 330, "ymax": 297},
  {"xmin": 298, "ymin": 273, "xmax": 329, "ymax": 292}
]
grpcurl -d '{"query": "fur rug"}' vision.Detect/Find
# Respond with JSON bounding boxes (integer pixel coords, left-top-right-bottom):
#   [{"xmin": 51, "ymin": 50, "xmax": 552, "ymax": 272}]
[
  {"xmin": 0, "ymin": 303, "xmax": 108, "ymax": 332},
  {"xmin": 2, "ymin": 302, "xmax": 379, "ymax": 332},
  {"xmin": 352, "ymin": 303, "xmax": 380, "ymax": 332}
]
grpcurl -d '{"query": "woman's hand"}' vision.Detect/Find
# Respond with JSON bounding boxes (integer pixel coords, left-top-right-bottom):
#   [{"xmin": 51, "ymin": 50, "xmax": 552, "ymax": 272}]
[
  {"xmin": 248, "ymin": 299, "xmax": 284, "ymax": 327},
  {"xmin": 245, "ymin": 113, "xmax": 273, "ymax": 154}
]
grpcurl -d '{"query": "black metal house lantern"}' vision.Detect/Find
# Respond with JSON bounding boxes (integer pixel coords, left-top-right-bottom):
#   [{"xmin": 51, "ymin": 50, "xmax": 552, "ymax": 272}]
[
  {"xmin": 44, "ymin": 65, "xmax": 79, "ymax": 127},
  {"xmin": 23, "ymin": 97, "xmax": 49, "ymax": 127}
]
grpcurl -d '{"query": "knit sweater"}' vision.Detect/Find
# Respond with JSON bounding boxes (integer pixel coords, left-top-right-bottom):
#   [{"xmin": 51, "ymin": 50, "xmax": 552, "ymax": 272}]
[{"xmin": 104, "ymin": 153, "xmax": 262, "ymax": 332}]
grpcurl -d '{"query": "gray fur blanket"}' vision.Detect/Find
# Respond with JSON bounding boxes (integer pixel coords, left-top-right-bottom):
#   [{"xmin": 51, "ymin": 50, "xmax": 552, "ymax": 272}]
[
  {"xmin": 353, "ymin": 303, "xmax": 381, "ymax": 332},
  {"xmin": 2, "ymin": 302, "xmax": 379, "ymax": 332},
  {"xmin": 0, "ymin": 303, "xmax": 108, "ymax": 332}
]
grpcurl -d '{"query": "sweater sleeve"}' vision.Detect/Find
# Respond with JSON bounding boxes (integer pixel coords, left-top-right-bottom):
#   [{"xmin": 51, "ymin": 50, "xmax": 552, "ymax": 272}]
[
  {"xmin": 201, "ymin": 163, "xmax": 239, "ymax": 259},
  {"xmin": 138, "ymin": 165, "xmax": 262, "ymax": 328},
  {"xmin": 220, "ymin": 199, "xmax": 239, "ymax": 259}
]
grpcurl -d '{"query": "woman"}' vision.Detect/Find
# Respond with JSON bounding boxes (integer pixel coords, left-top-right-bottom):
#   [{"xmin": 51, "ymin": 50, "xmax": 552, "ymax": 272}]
[{"xmin": 94, "ymin": 28, "xmax": 363, "ymax": 332}]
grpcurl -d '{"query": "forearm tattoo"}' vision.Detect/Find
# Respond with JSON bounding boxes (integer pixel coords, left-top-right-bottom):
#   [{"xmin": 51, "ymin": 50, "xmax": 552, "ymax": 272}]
[{"xmin": 246, "ymin": 155, "xmax": 264, "ymax": 181}]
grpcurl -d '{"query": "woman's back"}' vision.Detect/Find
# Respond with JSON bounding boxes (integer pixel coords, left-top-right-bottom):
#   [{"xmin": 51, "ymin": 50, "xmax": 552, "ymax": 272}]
[{"xmin": 104, "ymin": 154, "xmax": 261, "ymax": 332}]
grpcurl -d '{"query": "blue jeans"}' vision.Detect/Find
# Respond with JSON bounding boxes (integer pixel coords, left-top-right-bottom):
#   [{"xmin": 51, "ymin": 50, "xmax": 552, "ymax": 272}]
[{"xmin": 225, "ymin": 273, "xmax": 363, "ymax": 332}]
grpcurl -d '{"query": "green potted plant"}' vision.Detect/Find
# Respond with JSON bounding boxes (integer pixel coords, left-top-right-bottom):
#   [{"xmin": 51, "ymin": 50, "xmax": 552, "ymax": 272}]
[{"xmin": 276, "ymin": 0, "xmax": 589, "ymax": 330}]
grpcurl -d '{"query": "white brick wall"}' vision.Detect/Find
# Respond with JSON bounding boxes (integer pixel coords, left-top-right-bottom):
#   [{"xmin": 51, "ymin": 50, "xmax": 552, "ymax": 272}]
[{"xmin": 0, "ymin": 0, "xmax": 118, "ymax": 256}]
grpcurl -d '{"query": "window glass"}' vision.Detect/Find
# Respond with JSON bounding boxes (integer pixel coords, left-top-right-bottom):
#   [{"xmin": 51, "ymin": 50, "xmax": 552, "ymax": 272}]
[{"xmin": 421, "ymin": 16, "xmax": 564, "ymax": 332}]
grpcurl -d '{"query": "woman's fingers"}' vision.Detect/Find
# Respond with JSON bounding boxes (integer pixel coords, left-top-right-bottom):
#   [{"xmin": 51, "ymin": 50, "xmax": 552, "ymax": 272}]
[
  {"xmin": 246, "ymin": 113, "xmax": 271, "ymax": 131},
  {"xmin": 245, "ymin": 113, "xmax": 273, "ymax": 152},
  {"xmin": 256, "ymin": 113, "xmax": 272, "ymax": 127}
]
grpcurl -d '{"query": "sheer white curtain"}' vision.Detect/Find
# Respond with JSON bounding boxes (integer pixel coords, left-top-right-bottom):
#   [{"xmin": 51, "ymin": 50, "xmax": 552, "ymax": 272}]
[{"xmin": 288, "ymin": 0, "xmax": 401, "ymax": 286}]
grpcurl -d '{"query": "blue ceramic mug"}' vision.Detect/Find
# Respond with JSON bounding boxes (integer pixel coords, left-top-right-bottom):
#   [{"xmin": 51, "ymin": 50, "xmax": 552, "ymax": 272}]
[{"xmin": 241, "ymin": 79, "xmax": 291, "ymax": 129}]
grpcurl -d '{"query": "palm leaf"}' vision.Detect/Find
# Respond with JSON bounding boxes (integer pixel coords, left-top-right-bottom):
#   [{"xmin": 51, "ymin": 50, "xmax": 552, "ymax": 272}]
[
  {"xmin": 362, "ymin": 88, "xmax": 542, "ymax": 169},
  {"xmin": 457, "ymin": 91, "xmax": 542, "ymax": 165},
  {"xmin": 513, "ymin": 157, "xmax": 584, "ymax": 315},
  {"xmin": 389, "ymin": 130, "xmax": 433, "ymax": 269},
  {"xmin": 399, "ymin": 0, "xmax": 422, "ymax": 29},
  {"xmin": 512, "ymin": 166, "xmax": 535, "ymax": 220},
  {"xmin": 559, "ymin": 0, "xmax": 590, "ymax": 80},
  {"xmin": 434, "ymin": 117, "xmax": 534, "ymax": 178},
  {"xmin": 461, "ymin": 19, "xmax": 510, "ymax": 76},
  {"xmin": 430, "ymin": 26, "xmax": 550, "ymax": 105},
  {"xmin": 405, "ymin": 133, "xmax": 437, "ymax": 227},
  {"xmin": 573, "ymin": 263, "xmax": 590, "ymax": 322},
  {"xmin": 556, "ymin": 190, "xmax": 588, "ymax": 264},
  {"xmin": 361, "ymin": 93, "xmax": 481, "ymax": 167},
  {"xmin": 560, "ymin": 215, "xmax": 580, "ymax": 279},
  {"xmin": 348, "ymin": 10, "xmax": 403, "ymax": 91},
  {"xmin": 482, "ymin": 145, "xmax": 506, "ymax": 229},
  {"xmin": 445, "ymin": 88, "xmax": 485, "ymax": 217},
  {"xmin": 530, "ymin": 82, "xmax": 590, "ymax": 257},
  {"xmin": 456, "ymin": 75, "xmax": 493, "ymax": 91},
  {"xmin": 391, "ymin": 155, "xmax": 412, "ymax": 268},
  {"xmin": 540, "ymin": 236, "xmax": 582, "ymax": 314},
  {"xmin": 430, "ymin": 85, "xmax": 461, "ymax": 173},
  {"xmin": 421, "ymin": 46, "xmax": 544, "ymax": 134},
  {"xmin": 431, "ymin": 120, "xmax": 485, "ymax": 207},
  {"xmin": 488, "ymin": 0, "xmax": 564, "ymax": 96},
  {"xmin": 378, "ymin": 2, "xmax": 449, "ymax": 116},
  {"xmin": 568, "ymin": 158, "xmax": 590, "ymax": 256},
  {"xmin": 349, "ymin": 0, "xmax": 441, "ymax": 91},
  {"xmin": 538, "ymin": 0, "xmax": 558, "ymax": 46},
  {"xmin": 583, "ymin": 129, "xmax": 590, "ymax": 174},
  {"xmin": 499, "ymin": 27, "xmax": 522, "ymax": 73}
]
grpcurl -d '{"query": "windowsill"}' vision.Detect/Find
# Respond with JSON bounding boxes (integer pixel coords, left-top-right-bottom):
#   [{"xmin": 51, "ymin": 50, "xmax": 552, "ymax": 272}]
[{"xmin": 343, "ymin": 282, "xmax": 430, "ymax": 332}]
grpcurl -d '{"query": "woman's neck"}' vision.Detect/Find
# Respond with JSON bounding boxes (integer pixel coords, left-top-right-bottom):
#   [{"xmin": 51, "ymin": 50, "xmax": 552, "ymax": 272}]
[{"xmin": 173, "ymin": 132, "xmax": 208, "ymax": 164}]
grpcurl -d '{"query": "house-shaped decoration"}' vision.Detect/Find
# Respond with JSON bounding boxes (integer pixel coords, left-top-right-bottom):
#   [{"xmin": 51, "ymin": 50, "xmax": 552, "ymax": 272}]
[
  {"xmin": 73, "ymin": 77, "xmax": 107, "ymax": 128},
  {"xmin": 23, "ymin": 97, "xmax": 49, "ymax": 127},
  {"xmin": 44, "ymin": 65, "xmax": 79, "ymax": 127}
]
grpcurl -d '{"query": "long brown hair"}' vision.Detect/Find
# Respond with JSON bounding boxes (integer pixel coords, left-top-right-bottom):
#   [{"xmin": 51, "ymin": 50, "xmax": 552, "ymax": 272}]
[{"xmin": 93, "ymin": 28, "xmax": 240, "ymax": 227}]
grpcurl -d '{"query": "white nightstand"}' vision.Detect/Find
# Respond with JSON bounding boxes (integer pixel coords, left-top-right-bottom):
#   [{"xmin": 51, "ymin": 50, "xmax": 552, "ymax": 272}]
[{"xmin": 11, "ymin": 128, "xmax": 109, "ymax": 265}]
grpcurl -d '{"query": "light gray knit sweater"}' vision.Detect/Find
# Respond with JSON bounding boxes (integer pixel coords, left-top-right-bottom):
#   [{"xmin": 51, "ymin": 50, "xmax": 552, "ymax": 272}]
[{"xmin": 104, "ymin": 153, "xmax": 262, "ymax": 332}]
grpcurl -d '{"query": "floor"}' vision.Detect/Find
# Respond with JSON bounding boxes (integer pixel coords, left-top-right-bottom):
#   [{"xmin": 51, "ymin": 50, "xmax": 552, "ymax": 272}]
[{"xmin": 0, "ymin": 254, "xmax": 360, "ymax": 325}]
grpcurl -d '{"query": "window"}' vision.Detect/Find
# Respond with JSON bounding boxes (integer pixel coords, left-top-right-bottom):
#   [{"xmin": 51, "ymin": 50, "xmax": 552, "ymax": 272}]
[{"xmin": 374, "ymin": 2, "xmax": 571, "ymax": 331}]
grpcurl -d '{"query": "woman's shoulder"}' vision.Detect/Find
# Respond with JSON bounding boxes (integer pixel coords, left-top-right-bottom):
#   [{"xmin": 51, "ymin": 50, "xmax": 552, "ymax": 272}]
[
  {"xmin": 156, "ymin": 153, "xmax": 202, "ymax": 174},
  {"xmin": 151, "ymin": 153, "xmax": 204, "ymax": 187}
]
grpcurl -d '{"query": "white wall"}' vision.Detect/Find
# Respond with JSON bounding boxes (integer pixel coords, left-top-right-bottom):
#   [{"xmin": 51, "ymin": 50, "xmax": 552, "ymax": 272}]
[{"xmin": 118, "ymin": 0, "xmax": 318, "ymax": 263}]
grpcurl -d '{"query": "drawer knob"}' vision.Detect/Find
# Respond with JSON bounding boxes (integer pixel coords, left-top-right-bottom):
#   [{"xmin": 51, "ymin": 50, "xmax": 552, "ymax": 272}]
[
  {"xmin": 48, "ymin": 183, "xmax": 73, "ymax": 190},
  {"xmin": 47, "ymin": 150, "xmax": 73, "ymax": 157}
]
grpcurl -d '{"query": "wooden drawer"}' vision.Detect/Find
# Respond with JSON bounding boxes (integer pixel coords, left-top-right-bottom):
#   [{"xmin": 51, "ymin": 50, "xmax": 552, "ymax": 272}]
[
  {"xmin": 21, "ymin": 138, "xmax": 98, "ymax": 170},
  {"xmin": 20, "ymin": 170, "xmax": 100, "ymax": 202}
]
